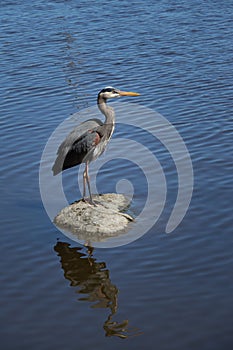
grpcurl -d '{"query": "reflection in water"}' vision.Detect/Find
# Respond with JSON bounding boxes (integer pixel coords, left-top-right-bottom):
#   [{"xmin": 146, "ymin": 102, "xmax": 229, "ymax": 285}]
[{"xmin": 54, "ymin": 241, "xmax": 141, "ymax": 338}]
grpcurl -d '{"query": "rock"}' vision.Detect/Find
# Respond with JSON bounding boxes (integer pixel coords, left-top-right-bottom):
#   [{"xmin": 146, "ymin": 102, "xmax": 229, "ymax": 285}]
[{"xmin": 54, "ymin": 193, "xmax": 134, "ymax": 244}]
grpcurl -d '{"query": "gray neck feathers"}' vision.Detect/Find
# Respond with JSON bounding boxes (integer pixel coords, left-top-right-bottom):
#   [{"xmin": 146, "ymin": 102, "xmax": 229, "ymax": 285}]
[{"xmin": 97, "ymin": 96, "xmax": 115, "ymax": 125}]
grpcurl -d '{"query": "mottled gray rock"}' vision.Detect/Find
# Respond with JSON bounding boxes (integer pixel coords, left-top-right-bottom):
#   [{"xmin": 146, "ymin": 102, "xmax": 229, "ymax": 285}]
[{"xmin": 54, "ymin": 193, "xmax": 134, "ymax": 243}]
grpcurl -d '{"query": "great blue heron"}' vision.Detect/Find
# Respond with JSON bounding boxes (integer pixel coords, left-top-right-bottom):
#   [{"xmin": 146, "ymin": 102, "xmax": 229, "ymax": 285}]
[{"xmin": 52, "ymin": 87, "xmax": 140, "ymax": 204}]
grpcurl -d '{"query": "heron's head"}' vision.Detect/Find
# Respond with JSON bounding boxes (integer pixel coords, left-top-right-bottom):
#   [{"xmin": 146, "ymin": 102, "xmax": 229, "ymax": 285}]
[{"xmin": 98, "ymin": 86, "xmax": 140, "ymax": 100}]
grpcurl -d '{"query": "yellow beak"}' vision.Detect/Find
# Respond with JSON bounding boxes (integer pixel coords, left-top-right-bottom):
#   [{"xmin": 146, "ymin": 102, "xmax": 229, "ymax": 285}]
[{"xmin": 118, "ymin": 90, "xmax": 140, "ymax": 97}]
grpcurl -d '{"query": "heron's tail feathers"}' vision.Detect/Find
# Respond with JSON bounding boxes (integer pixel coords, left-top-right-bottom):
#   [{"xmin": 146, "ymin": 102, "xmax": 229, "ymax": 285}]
[{"xmin": 52, "ymin": 156, "xmax": 63, "ymax": 175}]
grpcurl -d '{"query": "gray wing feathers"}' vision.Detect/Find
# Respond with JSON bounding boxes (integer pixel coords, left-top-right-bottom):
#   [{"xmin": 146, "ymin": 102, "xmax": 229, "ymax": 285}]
[
  {"xmin": 52, "ymin": 119, "xmax": 102, "ymax": 175},
  {"xmin": 57, "ymin": 119, "xmax": 102, "ymax": 154}
]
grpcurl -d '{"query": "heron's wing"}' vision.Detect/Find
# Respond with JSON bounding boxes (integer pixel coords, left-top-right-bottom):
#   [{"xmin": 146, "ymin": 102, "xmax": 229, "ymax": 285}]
[
  {"xmin": 52, "ymin": 119, "xmax": 102, "ymax": 175},
  {"xmin": 57, "ymin": 119, "xmax": 102, "ymax": 154},
  {"xmin": 62, "ymin": 130, "xmax": 102, "ymax": 170}
]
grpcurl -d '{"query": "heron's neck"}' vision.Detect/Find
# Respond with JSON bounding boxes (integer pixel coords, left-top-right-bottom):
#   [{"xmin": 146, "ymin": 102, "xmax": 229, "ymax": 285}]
[{"xmin": 97, "ymin": 97, "xmax": 115, "ymax": 125}]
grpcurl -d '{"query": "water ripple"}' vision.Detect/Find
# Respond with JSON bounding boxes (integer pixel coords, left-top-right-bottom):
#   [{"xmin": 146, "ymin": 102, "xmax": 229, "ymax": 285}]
[{"xmin": 1, "ymin": 0, "xmax": 233, "ymax": 349}]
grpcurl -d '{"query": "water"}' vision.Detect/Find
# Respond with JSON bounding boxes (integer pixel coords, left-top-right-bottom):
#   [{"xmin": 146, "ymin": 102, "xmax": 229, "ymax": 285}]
[{"xmin": 1, "ymin": 0, "xmax": 233, "ymax": 348}]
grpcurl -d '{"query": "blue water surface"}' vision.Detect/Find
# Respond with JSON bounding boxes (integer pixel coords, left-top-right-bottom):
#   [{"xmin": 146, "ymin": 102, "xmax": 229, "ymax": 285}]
[{"xmin": 1, "ymin": 0, "xmax": 233, "ymax": 349}]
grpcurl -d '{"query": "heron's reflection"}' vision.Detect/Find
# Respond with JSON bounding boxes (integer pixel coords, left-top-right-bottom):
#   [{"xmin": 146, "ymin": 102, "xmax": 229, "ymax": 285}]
[{"xmin": 54, "ymin": 241, "xmax": 140, "ymax": 338}]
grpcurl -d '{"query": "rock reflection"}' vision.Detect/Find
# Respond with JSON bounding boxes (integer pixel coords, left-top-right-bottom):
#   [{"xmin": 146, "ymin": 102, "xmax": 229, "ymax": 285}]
[{"xmin": 54, "ymin": 241, "xmax": 140, "ymax": 338}]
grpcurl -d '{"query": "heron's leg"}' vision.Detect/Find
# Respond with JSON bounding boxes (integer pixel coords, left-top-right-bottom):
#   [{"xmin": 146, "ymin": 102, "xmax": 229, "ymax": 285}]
[
  {"xmin": 82, "ymin": 166, "xmax": 87, "ymax": 199},
  {"xmin": 83, "ymin": 162, "xmax": 95, "ymax": 205},
  {"xmin": 85, "ymin": 162, "xmax": 94, "ymax": 204}
]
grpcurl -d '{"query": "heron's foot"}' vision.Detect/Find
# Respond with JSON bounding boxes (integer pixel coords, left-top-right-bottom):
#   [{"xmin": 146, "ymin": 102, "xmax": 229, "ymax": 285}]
[{"xmin": 82, "ymin": 197, "xmax": 97, "ymax": 207}]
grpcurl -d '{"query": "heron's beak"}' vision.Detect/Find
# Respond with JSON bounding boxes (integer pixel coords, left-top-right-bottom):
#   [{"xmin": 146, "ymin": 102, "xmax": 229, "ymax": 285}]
[{"xmin": 118, "ymin": 90, "xmax": 140, "ymax": 97}]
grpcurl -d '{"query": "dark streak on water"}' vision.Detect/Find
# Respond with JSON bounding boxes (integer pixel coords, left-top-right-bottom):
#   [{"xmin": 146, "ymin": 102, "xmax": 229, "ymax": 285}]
[{"xmin": 1, "ymin": 0, "xmax": 233, "ymax": 349}]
